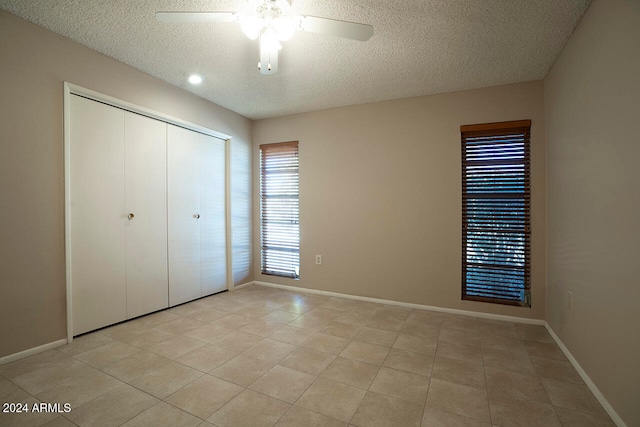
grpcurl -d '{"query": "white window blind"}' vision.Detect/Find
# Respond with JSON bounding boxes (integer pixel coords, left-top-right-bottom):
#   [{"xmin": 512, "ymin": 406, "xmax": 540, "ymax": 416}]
[
  {"xmin": 461, "ymin": 120, "xmax": 531, "ymax": 307},
  {"xmin": 259, "ymin": 141, "xmax": 300, "ymax": 278}
]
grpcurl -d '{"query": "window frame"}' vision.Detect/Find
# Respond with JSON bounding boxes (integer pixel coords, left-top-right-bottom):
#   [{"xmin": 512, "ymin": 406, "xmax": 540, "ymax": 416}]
[
  {"xmin": 461, "ymin": 120, "xmax": 531, "ymax": 307},
  {"xmin": 259, "ymin": 141, "xmax": 300, "ymax": 279}
]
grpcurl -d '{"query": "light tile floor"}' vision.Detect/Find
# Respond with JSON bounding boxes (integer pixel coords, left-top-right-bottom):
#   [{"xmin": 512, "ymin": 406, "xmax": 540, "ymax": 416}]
[{"xmin": 0, "ymin": 285, "xmax": 616, "ymax": 427}]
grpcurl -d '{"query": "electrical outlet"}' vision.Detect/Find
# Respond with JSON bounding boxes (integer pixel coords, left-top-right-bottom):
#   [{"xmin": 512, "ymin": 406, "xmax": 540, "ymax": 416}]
[
  {"xmin": 315, "ymin": 255, "xmax": 322, "ymax": 265},
  {"xmin": 567, "ymin": 291, "xmax": 573, "ymax": 311}
]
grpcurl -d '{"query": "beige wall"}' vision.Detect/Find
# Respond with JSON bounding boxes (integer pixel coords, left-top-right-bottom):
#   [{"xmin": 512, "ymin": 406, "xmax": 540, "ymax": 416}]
[
  {"xmin": 544, "ymin": 0, "xmax": 640, "ymax": 425},
  {"xmin": 0, "ymin": 11, "xmax": 253, "ymax": 358},
  {"xmin": 254, "ymin": 81, "xmax": 546, "ymax": 320}
]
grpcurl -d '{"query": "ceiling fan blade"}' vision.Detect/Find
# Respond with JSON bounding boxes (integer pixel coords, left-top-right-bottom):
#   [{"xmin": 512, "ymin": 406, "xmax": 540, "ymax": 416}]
[
  {"xmin": 156, "ymin": 12, "xmax": 237, "ymax": 24},
  {"xmin": 300, "ymin": 16, "xmax": 373, "ymax": 41}
]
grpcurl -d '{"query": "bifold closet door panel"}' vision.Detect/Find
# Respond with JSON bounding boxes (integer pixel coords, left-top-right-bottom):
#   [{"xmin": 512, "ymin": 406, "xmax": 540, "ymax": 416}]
[
  {"xmin": 167, "ymin": 125, "xmax": 202, "ymax": 306},
  {"xmin": 200, "ymin": 134, "xmax": 227, "ymax": 295},
  {"xmin": 124, "ymin": 112, "xmax": 169, "ymax": 318},
  {"xmin": 70, "ymin": 95, "xmax": 127, "ymax": 335}
]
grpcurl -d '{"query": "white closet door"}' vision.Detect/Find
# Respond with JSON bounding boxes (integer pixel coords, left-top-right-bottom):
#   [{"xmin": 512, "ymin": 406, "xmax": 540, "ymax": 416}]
[
  {"xmin": 70, "ymin": 95, "xmax": 126, "ymax": 335},
  {"xmin": 167, "ymin": 125, "xmax": 202, "ymax": 306},
  {"xmin": 124, "ymin": 112, "xmax": 168, "ymax": 318},
  {"xmin": 200, "ymin": 134, "xmax": 227, "ymax": 295}
]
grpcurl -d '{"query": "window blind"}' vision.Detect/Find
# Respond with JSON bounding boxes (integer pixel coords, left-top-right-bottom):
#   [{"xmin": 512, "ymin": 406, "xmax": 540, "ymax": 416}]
[
  {"xmin": 259, "ymin": 141, "xmax": 300, "ymax": 278},
  {"xmin": 461, "ymin": 120, "xmax": 531, "ymax": 306}
]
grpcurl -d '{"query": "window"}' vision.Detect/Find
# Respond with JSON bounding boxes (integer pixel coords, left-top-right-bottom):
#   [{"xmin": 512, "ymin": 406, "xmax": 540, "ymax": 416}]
[
  {"xmin": 461, "ymin": 120, "xmax": 531, "ymax": 306},
  {"xmin": 259, "ymin": 141, "xmax": 300, "ymax": 278}
]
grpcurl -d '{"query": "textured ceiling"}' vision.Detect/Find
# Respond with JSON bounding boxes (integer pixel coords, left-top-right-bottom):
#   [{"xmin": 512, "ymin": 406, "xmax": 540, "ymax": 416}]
[{"xmin": 0, "ymin": 0, "xmax": 591, "ymax": 119}]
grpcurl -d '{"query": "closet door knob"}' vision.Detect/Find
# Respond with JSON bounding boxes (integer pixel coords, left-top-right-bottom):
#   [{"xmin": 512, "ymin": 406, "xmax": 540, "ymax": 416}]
[
  {"xmin": 128, "ymin": 213, "xmax": 135, "ymax": 220},
  {"xmin": 194, "ymin": 214, "xmax": 201, "ymax": 219}
]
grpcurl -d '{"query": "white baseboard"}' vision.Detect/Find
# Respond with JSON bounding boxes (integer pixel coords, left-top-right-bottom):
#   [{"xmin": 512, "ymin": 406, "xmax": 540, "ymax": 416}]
[
  {"xmin": 233, "ymin": 281, "xmax": 255, "ymax": 290},
  {"xmin": 544, "ymin": 325, "xmax": 626, "ymax": 427},
  {"xmin": 252, "ymin": 281, "xmax": 545, "ymax": 326},
  {"xmin": 0, "ymin": 338, "xmax": 68, "ymax": 366}
]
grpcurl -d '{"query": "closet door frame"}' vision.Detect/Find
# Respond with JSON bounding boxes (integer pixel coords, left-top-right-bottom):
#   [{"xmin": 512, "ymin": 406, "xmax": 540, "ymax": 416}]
[{"xmin": 64, "ymin": 83, "xmax": 233, "ymax": 344}]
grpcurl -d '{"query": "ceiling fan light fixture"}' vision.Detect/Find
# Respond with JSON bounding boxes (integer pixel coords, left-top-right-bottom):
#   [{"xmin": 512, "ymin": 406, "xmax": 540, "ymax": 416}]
[
  {"xmin": 259, "ymin": 29, "xmax": 280, "ymax": 75},
  {"xmin": 272, "ymin": 16, "xmax": 296, "ymax": 41},
  {"xmin": 260, "ymin": 27, "xmax": 282, "ymax": 51},
  {"xmin": 240, "ymin": 14, "xmax": 264, "ymax": 40}
]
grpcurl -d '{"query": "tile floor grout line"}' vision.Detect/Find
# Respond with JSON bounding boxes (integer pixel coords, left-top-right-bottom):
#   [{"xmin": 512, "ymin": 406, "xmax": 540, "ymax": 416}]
[{"xmin": 481, "ymin": 340, "xmax": 494, "ymax": 427}]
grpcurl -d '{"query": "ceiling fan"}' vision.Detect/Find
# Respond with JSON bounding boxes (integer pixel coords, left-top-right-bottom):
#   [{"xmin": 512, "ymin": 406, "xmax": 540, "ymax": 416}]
[{"xmin": 156, "ymin": 0, "xmax": 373, "ymax": 75}]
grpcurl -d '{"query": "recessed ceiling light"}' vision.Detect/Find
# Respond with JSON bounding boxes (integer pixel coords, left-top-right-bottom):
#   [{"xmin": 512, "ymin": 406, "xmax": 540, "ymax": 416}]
[{"xmin": 188, "ymin": 74, "xmax": 203, "ymax": 85}]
